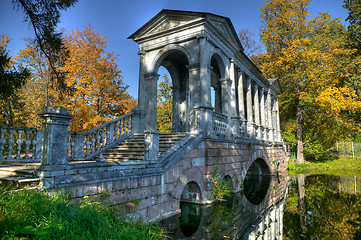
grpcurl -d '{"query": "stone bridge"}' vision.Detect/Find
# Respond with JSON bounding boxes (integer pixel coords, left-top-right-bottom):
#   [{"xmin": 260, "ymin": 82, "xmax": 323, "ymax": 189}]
[{"xmin": 0, "ymin": 10, "xmax": 288, "ymax": 222}]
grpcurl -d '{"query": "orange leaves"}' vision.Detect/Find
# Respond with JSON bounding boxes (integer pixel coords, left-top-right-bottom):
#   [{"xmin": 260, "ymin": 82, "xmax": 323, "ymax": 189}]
[{"xmin": 53, "ymin": 25, "xmax": 135, "ymax": 132}]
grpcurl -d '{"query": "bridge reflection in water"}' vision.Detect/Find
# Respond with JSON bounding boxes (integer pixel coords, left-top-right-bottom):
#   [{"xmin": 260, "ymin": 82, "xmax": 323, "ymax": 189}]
[{"xmin": 162, "ymin": 172, "xmax": 288, "ymax": 239}]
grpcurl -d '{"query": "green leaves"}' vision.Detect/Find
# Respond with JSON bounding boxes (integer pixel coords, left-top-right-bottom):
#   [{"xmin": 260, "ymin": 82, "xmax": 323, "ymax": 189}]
[
  {"xmin": 12, "ymin": 0, "xmax": 78, "ymax": 92},
  {"xmin": 258, "ymin": 0, "xmax": 361, "ymax": 161}
]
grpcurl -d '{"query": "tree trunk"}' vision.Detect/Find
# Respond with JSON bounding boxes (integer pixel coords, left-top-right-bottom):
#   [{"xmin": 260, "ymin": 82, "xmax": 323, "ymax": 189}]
[
  {"xmin": 297, "ymin": 174, "xmax": 307, "ymax": 238},
  {"xmin": 296, "ymin": 88, "xmax": 304, "ymax": 163}
]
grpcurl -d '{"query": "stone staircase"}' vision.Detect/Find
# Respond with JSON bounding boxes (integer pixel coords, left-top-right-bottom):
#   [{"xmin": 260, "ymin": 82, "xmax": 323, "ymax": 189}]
[
  {"xmin": 0, "ymin": 133, "xmax": 189, "ymax": 187},
  {"xmin": 101, "ymin": 132, "xmax": 188, "ymax": 161},
  {"xmin": 0, "ymin": 163, "xmax": 40, "ymax": 188}
]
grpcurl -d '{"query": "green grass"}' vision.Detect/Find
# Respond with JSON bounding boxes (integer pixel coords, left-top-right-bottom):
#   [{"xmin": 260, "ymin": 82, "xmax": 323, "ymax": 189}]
[
  {"xmin": 288, "ymin": 158, "xmax": 361, "ymax": 176},
  {"xmin": 0, "ymin": 187, "xmax": 168, "ymax": 240}
]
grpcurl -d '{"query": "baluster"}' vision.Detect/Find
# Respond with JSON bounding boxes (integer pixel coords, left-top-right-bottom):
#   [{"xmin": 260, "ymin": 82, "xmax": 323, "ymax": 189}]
[
  {"xmin": 0, "ymin": 129, "xmax": 6, "ymax": 161},
  {"xmin": 101, "ymin": 128, "xmax": 105, "ymax": 147},
  {"xmin": 122, "ymin": 119, "xmax": 126, "ymax": 136},
  {"xmin": 114, "ymin": 122, "xmax": 118, "ymax": 140},
  {"xmin": 7, "ymin": 129, "xmax": 15, "ymax": 160},
  {"xmin": 32, "ymin": 131, "xmax": 37, "ymax": 161},
  {"xmin": 91, "ymin": 133, "xmax": 96, "ymax": 154},
  {"xmin": 106, "ymin": 124, "xmax": 113, "ymax": 145},
  {"xmin": 127, "ymin": 116, "xmax": 131, "ymax": 134},
  {"xmin": 124, "ymin": 118, "xmax": 128, "ymax": 134},
  {"xmin": 16, "ymin": 130, "xmax": 24, "ymax": 160},
  {"xmin": 24, "ymin": 129, "xmax": 32, "ymax": 159},
  {"xmin": 96, "ymin": 130, "xmax": 101, "ymax": 150},
  {"xmin": 85, "ymin": 136, "xmax": 91, "ymax": 156}
]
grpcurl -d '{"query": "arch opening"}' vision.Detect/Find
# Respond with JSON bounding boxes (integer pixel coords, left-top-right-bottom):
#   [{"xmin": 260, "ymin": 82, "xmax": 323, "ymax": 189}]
[
  {"xmin": 179, "ymin": 181, "xmax": 202, "ymax": 237},
  {"xmin": 155, "ymin": 50, "xmax": 190, "ymax": 133},
  {"xmin": 243, "ymin": 158, "xmax": 271, "ymax": 205},
  {"xmin": 180, "ymin": 181, "xmax": 202, "ymax": 203}
]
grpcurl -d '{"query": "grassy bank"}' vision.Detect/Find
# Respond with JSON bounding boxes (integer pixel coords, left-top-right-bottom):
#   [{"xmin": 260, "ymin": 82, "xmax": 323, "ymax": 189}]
[
  {"xmin": 0, "ymin": 187, "xmax": 168, "ymax": 240},
  {"xmin": 288, "ymin": 158, "xmax": 361, "ymax": 176}
]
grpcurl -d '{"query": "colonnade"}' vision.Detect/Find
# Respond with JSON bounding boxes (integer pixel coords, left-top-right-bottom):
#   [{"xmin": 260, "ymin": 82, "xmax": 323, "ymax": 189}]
[{"xmin": 129, "ymin": 9, "xmax": 283, "ymax": 144}]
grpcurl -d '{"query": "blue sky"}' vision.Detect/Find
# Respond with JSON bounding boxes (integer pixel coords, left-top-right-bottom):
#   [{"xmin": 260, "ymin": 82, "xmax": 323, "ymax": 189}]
[{"xmin": 0, "ymin": 0, "xmax": 349, "ymax": 98}]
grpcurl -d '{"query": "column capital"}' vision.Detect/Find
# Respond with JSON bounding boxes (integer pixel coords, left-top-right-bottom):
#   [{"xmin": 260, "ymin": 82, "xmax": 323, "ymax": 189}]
[
  {"xmin": 137, "ymin": 47, "xmax": 146, "ymax": 56},
  {"xmin": 144, "ymin": 72, "xmax": 160, "ymax": 81},
  {"xmin": 196, "ymin": 34, "xmax": 209, "ymax": 41},
  {"xmin": 186, "ymin": 63, "xmax": 200, "ymax": 70},
  {"xmin": 220, "ymin": 77, "xmax": 232, "ymax": 86}
]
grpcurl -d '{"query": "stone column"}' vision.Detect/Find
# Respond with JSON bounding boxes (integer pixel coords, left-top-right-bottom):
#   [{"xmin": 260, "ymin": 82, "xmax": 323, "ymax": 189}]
[
  {"xmin": 221, "ymin": 77, "xmax": 232, "ymax": 136},
  {"xmin": 253, "ymin": 83, "xmax": 261, "ymax": 140},
  {"xmin": 264, "ymin": 92, "xmax": 269, "ymax": 142},
  {"xmin": 229, "ymin": 60, "xmax": 239, "ymax": 137},
  {"xmin": 246, "ymin": 76, "xmax": 254, "ymax": 139},
  {"xmin": 39, "ymin": 107, "xmax": 73, "ymax": 166},
  {"xmin": 275, "ymin": 97, "xmax": 281, "ymax": 142},
  {"xmin": 37, "ymin": 107, "xmax": 73, "ymax": 188},
  {"xmin": 193, "ymin": 106, "xmax": 213, "ymax": 135},
  {"xmin": 199, "ymin": 36, "xmax": 212, "ymax": 108},
  {"xmin": 272, "ymin": 97, "xmax": 278, "ymax": 142},
  {"xmin": 187, "ymin": 64, "xmax": 200, "ymax": 132},
  {"xmin": 229, "ymin": 59, "xmax": 237, "ymax": 117},
  {"xmin": 267, "ymin": 91, "xmax": 274, "ymax": 142},
  {"xmin": 260, "ymin": 88, "xmax": 266, "ymax": 141},
  {"xmin": 144, "ymin": 72, "xmax": 160, "ymax": 131},
  {"xmin": 144, "ymin": 130, "xmax": 159, "ymax": 161},
  {"xmin": 237, "ymin": 71, "xmax": 247, "ymax": 137},
  {"xmin": 131, "ymin": 107, "xmax": 145, "ymax": 134},
  {"xmin": 137, "ymin": 48, "xmax": 146, "ymax": 112}
]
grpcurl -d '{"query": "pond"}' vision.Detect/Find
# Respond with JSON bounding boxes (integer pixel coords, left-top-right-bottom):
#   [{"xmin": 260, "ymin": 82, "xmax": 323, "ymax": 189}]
[{"xmin": 161, "ymin": 174, "xmax": 361, "ymax": 239}]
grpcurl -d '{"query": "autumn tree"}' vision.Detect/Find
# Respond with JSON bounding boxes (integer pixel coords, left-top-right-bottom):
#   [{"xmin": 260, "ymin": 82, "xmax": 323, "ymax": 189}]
[
  {"xmin": 0, "ymin": 34, "xmax": 30, "ymax": 126},
  {"xmin": 53, "ymin": 25, "xmax": 135, "ymax": 131},
  {"xmin": 157, "ymin": 74, "xmax": 173, "ymax": 133},
  {"xmin": 343, "ymin": 0, "xmax": 361, "ymax": 135},
  {"xmin": 258, "ymin": 0, "xmax": 361, "ymax": 162},
  {"xmin": 12, "ymin": 0, "xmax": 78, "ymax": 94},
  {"xmin": 14, "ymin": 42, "xmax": 51, "ymax": 128}
]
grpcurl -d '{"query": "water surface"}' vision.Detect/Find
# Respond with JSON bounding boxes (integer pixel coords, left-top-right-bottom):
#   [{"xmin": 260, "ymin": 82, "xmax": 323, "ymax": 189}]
[{"xmin": 162, "ymin": 174, "xmax": 361, "ymax": 239}]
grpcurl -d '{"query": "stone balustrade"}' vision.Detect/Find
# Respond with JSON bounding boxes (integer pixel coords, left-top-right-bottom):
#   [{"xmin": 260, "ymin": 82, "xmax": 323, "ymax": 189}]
[
  {"xmin": 68, "ymin": 112, "xmax": 134, "ymax": 161},
  {"xmin": 0, "ymin": 126, "xmax": 43, "ymax": 162},
  {"xmin": 212, "ymin": 111, "xmax": 228, "ymax": 135}
]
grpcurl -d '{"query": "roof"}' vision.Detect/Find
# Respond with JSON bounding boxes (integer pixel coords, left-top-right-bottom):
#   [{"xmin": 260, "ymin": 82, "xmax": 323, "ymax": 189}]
[{"xmin": 128, "ymin": 9, "xmax": 244, "ymax": 51}]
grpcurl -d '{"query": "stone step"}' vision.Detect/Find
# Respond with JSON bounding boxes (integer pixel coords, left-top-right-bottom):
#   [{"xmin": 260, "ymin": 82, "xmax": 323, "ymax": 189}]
[
  {"xmin": 0, "ymin": 164, "xmax": 38, "ymax": 178},
  {"xmin": 105, "ymin": 156, "xmax": 144, "ymax": 161},
  {"xmin": 0, "ymin": 176, "xmax": 40, "ymax": 187},
  {"xmin": 100, "ymin": 132, "xmax": 189, "ymax": 162},
  {"xmin": 103, "ymin": 152, "xmax": 144, "ymax": 158}
]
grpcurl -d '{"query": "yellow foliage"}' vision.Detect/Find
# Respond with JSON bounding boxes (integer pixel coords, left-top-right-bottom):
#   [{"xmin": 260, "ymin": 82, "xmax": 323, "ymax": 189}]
[
  {"xmin": 52, "ymin": 25, "xmax": 135, "ymax": 131},
  {"xmin": 316, "ymin": 87, "xmax": 361, "ymax": 116}
]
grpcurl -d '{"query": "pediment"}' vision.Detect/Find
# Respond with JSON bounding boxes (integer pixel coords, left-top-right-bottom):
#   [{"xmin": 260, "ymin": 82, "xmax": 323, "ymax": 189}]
[
  {"xmin": 207, "ymin": 17, "xmax": 243, "ymax": 51},
  {"xmin": 129, "ymin": 10, "xmax": 244, "ymax": 52},
  {"xmin": 269, "ymin": 78, "xmax": 282, "ymax": 94},
  {"xmin": 128, "ymin": 10, "xmax": 203, "ymax": 41}
]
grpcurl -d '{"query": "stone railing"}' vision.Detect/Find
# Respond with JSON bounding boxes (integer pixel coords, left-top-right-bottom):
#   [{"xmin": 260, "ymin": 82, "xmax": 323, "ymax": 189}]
[
  {"xmin": 68, "ymin": 108, "xmax": 145, "ymax": 161},
  {"xmin": 0, "ymin": 126, "xmax": 43, "ymax": 163},
  {"xmin": 68, "ymin": 112, "xmax": 134, "ymax": 161},
  {"xmin": 212, "ymin": 111, "xmax": 228, "ymax": 135}
]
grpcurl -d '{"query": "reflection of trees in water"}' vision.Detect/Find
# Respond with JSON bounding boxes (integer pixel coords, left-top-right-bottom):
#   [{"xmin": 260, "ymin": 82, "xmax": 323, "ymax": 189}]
[
  {"xmin": 284, "ymin": 175, "xmax": 361, "ymax": 240},
  {"xmin": 243, "ymin": 171, "xmax": 271, "ymax": 205}
]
